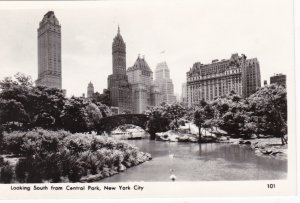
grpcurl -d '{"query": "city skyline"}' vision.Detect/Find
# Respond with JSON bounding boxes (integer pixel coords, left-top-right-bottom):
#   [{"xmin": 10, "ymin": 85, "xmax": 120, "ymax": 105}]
[{"xmin": 0, "ymin": 0, "xmax": 293, "ymax": 97}]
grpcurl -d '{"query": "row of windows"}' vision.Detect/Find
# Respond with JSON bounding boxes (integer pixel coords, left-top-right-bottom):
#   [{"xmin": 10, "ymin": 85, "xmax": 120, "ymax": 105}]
[{"xmin": 187, "ymin": 69, "xmax": 241, "ymax": 82}]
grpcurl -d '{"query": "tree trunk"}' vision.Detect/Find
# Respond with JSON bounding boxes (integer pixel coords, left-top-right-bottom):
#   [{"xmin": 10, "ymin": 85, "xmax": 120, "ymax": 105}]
[
  {"xmin": 198, "ymin": 125, "xmax": 202, "ymax": 143},
  {"xmin": 280, "ymin": 135, "xmax": 287, "ymax": 145}
]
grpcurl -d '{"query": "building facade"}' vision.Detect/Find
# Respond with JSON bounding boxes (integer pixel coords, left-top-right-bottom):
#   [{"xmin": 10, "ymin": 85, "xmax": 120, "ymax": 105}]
[
  {"xmin": 270, "ymin": 73, "xmax": 286, "ymax": 87},
  {"xmin": 36, "ymin": 11, "xmax": 62, "ymax": 89},
  {"xmin": 127, "ymin": 55, "xmax": 161, "ymax": 113},
  {"xmin": 107, "ymin": 26, "xmax": 132, "ymax": 113},
  {"xmin": 181, "ymin": 82, "xmax": 188, "ymax": 104},
  {"xmin": 154, "ymin": 61, "xmax": 177, "ymax": 104},
  {"xmin": 87, "ymin": 81, "xmax": 94, "ymax": 98},
  {"xmin": 186, "ymin": 53, "xmax": 261, "ymax": 106}
]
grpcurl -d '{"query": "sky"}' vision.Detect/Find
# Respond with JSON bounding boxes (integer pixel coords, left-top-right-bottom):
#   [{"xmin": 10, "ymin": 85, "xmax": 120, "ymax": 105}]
[{"xmin": 0, "ymin": 0, "xmax": 294, "ymax": 97}]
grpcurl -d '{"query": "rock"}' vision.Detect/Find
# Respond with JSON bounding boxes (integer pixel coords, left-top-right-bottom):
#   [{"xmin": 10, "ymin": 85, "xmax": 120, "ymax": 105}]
[
  {"xmin": 271, "ymin": 151, "xmax": 282, "ymax": 156},
  {"xmin": 118, "ymin": 164, "xmax": 126, "ymax": 172},
  {"xmin": 188, "ymin": 136, "xmax": 198, "ymax": 143},
  {"xmin": 219, "ymin": 136, "xmax": 228, "ymax": 141},
  {"xmin": 123, "ymin": 161, "xmax": 132, "ymax": 168},
  {"xmin": 239, "ymin": 140, "xmax": 251, "ymax": 144},
  {"xmin": 177, "ymin": 135, "xmax": 190, "ymax": 142}
]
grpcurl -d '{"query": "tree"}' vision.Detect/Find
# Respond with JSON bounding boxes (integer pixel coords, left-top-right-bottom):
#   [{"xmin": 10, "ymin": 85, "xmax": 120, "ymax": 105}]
[
  {"xmin": 85, "ymin": 103, "xmax": 103, "ymax": 130},
  {"xmin": 0, "ymin": 99, "xmax": 29, "ymax": 129},
  {"xmin": 163, "ymin": 103, "xmax": 187, "ymax": 130},
  {"xmin": 60, "ymin": 97, "xmax": 89, "ymax": 133},
  {"xmin": 194, "ymin": 107, "xmax": 205, "ymax": 143},
  {"xmin": 0, "ymin": 73, "xmax": 66, "ymax": 129},
  {"xmin": 193, "ymin": 99, "xmax": 214, "ymax": 142},
  {"xmin": 248, "ymin": 84, "xmax": 287, "ymax": 144},
  {"xmin": 91, "ymin": 90, "xmax": 111, "ymax": 107},
  {"xmin": 145, "ymin": 106, "xmax": 170, "ymax": 139}
]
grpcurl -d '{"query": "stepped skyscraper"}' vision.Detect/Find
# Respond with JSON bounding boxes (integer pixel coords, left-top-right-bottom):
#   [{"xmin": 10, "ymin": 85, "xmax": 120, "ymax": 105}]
[
  {"xmin": 154, "ymin": 61, "xmax": 177, "ymax": 104},
  {"xmin": 87, "ymin": 82, "xmax": 94, "ymax": 98},
  {"xmin": 107, "ymin": 26, "xmax": 132, "ymax": 113},
  {"xmin": 36, "ymin": 11, "xmax": 62, "ymax": 89}
]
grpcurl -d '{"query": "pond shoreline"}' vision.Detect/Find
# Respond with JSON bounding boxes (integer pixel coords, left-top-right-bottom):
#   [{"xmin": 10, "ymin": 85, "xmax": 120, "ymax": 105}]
[
  {"xmin": 80, "ymin": 152, "xmax": 151, "ymax": 182},
  {"xmin": 154, "ymin": 131, "xmax": 287, "ymax": 160}
]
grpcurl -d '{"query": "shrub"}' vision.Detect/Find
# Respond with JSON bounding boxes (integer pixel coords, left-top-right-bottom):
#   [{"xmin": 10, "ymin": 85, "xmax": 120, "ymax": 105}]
[
  {"xmin": 67, "ymin": 163, "xmax": 85, "ymax": 182},
  {"xmin": 0, "ymin": 161, "xmax": 14, "ymax": 183},
  {"xmin": 3, "ymin": 129, "xmax": 149, "ymax": 183},
  {"xmin": 15, "ymin": 158, "xmax": 27, "ymax": 183}
]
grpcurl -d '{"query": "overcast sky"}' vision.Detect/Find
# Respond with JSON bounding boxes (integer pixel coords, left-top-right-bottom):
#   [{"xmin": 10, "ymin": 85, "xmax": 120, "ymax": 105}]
[{"xmin": 0, "ymin": 0, "xmax": 294, "ymax": 97}]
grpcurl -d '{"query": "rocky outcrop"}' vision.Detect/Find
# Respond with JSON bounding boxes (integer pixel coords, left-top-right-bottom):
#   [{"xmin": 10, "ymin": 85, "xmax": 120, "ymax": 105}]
[{"xmin": 155, "ymin": 130, "xmax": 217, "ymax": 143}]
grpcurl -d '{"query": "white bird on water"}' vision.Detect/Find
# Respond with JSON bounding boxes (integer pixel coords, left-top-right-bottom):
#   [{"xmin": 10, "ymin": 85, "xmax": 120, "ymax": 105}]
[
  {"xmin": 169, "ymin": 169, "xmax": 176, "ymax": 181},
  {"xmin": 169, "ymin": 154, "xmax": 174, "ymax": 159}
]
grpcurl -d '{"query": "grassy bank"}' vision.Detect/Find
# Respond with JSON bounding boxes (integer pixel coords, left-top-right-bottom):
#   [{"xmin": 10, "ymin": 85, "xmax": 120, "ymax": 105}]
[{"xmin": 0, "ymin": 129, "xmax": 151, "ymax": 183}]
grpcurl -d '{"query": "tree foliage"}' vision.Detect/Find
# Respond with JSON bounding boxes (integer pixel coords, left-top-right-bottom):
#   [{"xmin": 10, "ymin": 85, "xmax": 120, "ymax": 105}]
[{"xmin": 0, "ymin": 73, "xmax": 111, "ymax": 133}]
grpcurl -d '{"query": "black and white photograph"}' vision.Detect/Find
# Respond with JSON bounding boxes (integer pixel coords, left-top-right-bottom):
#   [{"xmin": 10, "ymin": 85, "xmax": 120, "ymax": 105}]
[{"xmin": 0, "ymin": 0, "xmax": 297, "ymax": 199}]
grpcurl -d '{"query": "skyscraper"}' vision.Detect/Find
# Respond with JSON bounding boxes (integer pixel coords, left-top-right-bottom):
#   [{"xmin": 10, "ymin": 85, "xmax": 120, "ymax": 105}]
[
  {"xmin": 154, "ymin": 61, "xmax": 177, "ymax": 104},
  {"xmin": 181, "ymin": 82, "xmax": 187, "ymax": 104},
  {"xmin": 127, "ymin": 55, "xmax": 161, "ymax": 113},
  {"xmin": 87, "ymin": 81, "xmax": 94, "ymax": 98},
  {"xmin": 107, "ymin": 26, "xmax": 132, "ymax": 113},
  {"xmin": 36, "ymin": 11, "xmax": 62, "ymax": 89}
]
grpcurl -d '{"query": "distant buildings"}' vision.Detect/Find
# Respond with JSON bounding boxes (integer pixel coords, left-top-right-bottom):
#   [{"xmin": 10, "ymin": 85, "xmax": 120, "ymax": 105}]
[
  {"xmin": 186, "ymin": 53, "xmax": 261, "ymax": 106},
  {"xmin": 36, "ymin": 11, "xmax": 62, "ymax": 89},
  {"xmin": 106, "ymin": 26, "xmax": 164, "ymax": 114},
  {"xmin": 154, "ymin": 62, "xmax": 176, "ymax": 104},
  {"xmin": 87, "ymin": 82, "xmax": 94, "ymax": 98},
  {"xmin": 181, "ymin": 82, "xmax": 187, "ymax": 104},
  {"xmin": 107, "ymin": 26, "xmax": 132, "ymax": 113},
  {"xmin": 270, "ymin": 73, "xmax": 286, "ymax": 87},
  {"xmin": 127, "ymin": 55, "xmax": 161, "ymax": 113}
]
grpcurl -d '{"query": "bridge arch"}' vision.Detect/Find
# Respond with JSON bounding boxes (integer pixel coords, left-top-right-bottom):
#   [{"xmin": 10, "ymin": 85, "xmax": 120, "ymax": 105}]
[{"xmin": 96, "ymin": 114, "xmax": 150, "ymax": 136}]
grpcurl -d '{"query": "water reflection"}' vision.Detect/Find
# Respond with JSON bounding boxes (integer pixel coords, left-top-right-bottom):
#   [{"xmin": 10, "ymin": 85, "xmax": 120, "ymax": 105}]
[{"xmin": 99, "ymin": 140, "xmax": 287, "ymax": 182}]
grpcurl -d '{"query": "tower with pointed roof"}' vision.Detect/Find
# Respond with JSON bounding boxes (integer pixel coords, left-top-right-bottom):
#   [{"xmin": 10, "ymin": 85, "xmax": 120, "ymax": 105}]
[
  {"xmin": 127, "ymin": 55, "xmax": 161, "ymax": 113},
  {"xmin": 36, "ymin": 11, "xmax": 62, "ymax": 89},
  {"xmin": 87, "ymin": 81, "xmax": 94, "ymax": 98},
  {"xmin": 107, "ymin": 26, "xmax": 132, "ymax": 113},
  {"xmin": 112, "ymin": 25, "xmax": 127, "ymax": 75}
]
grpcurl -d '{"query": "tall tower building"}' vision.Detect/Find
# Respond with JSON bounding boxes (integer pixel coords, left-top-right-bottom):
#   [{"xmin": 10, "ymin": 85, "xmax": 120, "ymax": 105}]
[
  {"xmin": 107, "ymin": 26, "xmax": 132, "ymax": 113},
  {"xmin": 154, "ymin": 61, "xmax": 177, "ymax": 104},
  {"xmin": 87, "ymin": 81, "xmax": 94, "ymax": 98},
  {"xmin": 36, "ymin": 11, "xmax": 62, "ymax": 89},
  {"xmin": 127, "ymin": 55, "xmax": 161, "ymax": 113}
]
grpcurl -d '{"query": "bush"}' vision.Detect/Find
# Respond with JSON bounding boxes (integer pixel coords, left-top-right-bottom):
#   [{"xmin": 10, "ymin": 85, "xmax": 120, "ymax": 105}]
[
  {"xmin": 2, "ymin": 129, "xmax": 70, "ymax": 156},
  {"xmin": 15, "ymin": 159, "xmax": 27, "ymax": 183},
  {"xmin": 3, "ymin": 129, "xmax": 149, "ymax": 183},
  {"xmin": 0, "ymin": 161, "xmax": 14, "ymax": 183}
]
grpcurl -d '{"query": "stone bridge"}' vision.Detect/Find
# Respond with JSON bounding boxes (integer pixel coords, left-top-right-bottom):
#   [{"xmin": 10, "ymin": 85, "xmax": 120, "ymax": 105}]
[{"xmin": 96, "ymin": 114, "xmax": 152, "ymax": 137}]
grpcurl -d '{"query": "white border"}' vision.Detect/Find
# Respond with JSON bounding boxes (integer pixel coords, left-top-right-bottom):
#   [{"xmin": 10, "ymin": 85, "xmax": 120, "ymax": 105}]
[{"xmin": 0, "ymin": 0, "xmax": 298, "ymax": 200}]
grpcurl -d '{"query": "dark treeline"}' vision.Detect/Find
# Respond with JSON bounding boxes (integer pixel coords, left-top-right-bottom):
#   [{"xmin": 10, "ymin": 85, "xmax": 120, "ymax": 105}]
[{"xmin": 0, "ymin": 73, "xmax": 112, "ymax": 133}]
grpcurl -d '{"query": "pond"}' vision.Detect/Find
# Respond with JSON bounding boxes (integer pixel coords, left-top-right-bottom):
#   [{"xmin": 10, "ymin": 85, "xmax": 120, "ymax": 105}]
[{"xmin": 99, "ymin": 140, "xmax": 287, "ymax": 182}]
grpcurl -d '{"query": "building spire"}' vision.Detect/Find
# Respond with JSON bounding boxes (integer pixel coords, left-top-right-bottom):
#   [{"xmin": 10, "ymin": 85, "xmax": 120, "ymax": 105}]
[{"xmin": 118, "ymin": 24, "xmax": 120, "ymax": 34}]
